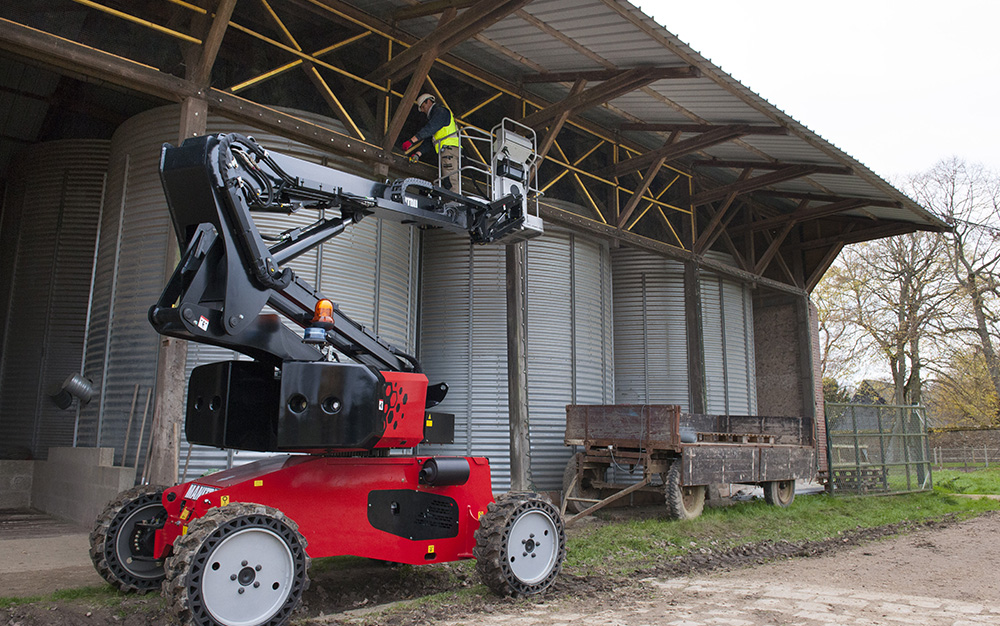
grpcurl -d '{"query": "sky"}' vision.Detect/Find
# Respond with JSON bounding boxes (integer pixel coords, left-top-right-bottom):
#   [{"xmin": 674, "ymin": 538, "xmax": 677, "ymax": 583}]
[{"xmin": 634, "ymin": 1, "xmax": 1000, "ymax": 182}]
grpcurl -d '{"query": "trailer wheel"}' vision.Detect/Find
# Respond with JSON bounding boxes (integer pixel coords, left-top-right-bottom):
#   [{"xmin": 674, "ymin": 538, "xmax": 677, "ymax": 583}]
[
  {"xmin": 89, "ymin": 484, "xmax": 167, "ymax": 593},
  {"xmin": 474, "ymin": 492, "xmax": 565, "ymax": 597},
  {"xmin": 663, "ymin": 461, "xmax": 705, "ymax": 520},
  {"xmin": 165, "ymin": 503, "xmax": 309, "ymax": 626},
  {"xmin": 561, "ymin": 452, "xmax": 603, "ymax": 514},
  {"xmin": 763, "ymin": 480, "xmax": 796, "ymax": 507}
]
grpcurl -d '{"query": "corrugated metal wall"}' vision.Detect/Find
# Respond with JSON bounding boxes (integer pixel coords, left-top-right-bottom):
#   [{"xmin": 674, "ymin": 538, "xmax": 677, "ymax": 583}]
[
  {"xmin": 0, "ymin": 140, "xmax": 109, "ymax": 459},
  {"xmin": 418, "ymin": 225, "xmax": 614, "ymax": 491},
  {"xmin": 611, "ymin": 248, "xmax": 757, "ymax": 413},
  {"xmin": 610, "ymin": 248, "xmax": 689, "ymax": 407}
]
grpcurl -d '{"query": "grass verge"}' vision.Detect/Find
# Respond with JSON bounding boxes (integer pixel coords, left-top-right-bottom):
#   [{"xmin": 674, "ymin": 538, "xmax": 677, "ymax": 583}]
[{"xmin": 566, "ymin": 486, "xmax": 1000, "ymax": 577}]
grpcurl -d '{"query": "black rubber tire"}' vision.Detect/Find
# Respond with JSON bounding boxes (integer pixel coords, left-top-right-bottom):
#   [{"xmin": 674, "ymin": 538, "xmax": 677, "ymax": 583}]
[
  {"xmin": 663, "ymin": 461, "xmax": 706, "ymax": 520},
  {"xmin": 89, "ymin": 484, "xmax": 167, "ymax": 593},
  {"xmin": 763, "ymin": 480, "xmax": 796, "ymax": 507},
  {"xmin": 164, "ymin": 503, "xmax": 310, "ymax": 626},
  {"xmin": 474, "ymin": 492, "xmax": 566, "ymax": 597},
  {"xmin": 561, "ymin": 452, "xmax": 603, "ymax": 514}
]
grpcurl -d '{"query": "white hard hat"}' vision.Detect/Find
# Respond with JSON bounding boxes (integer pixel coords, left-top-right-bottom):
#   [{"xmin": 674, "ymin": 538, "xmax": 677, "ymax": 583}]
[{"xmin": 415, "ymin": 93, "xmax": 435, "ymax": 107}]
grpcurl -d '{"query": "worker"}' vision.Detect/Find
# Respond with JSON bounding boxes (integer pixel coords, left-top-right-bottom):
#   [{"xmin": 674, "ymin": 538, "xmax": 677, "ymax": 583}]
[{"xmin": 401, "ymin": 93, "xmax": 460, "ymax": 191}]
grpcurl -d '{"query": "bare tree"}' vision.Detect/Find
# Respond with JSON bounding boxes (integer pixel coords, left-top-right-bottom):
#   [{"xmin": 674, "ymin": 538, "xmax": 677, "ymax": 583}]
[
  {"xmin": 907, "ymin": 158, "xmax": 1000, "ymax": 404},
  {"xmin": 825, "ymin": 231, "xmax": 954, "ymax": 406}
]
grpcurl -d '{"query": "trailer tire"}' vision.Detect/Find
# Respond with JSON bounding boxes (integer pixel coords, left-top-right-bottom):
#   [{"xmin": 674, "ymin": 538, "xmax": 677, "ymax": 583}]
[
  {"xmin": 89, "ymin": 484, "xmax": 167, "ymax": 593},
  {"xmin": 561, "ymin": 452, "xmax": 602, "ymax": 514},
  {"xmin": 474, "ymin": 492, "xmax": 565, "ymax": 597},
  {"xmin": 763, "ymin": 480, "xmax": 796, "ymax": 507},
  {"xmin": 663, "ymin": 461, "xmax": 705, "ymax": 520},
  {"xmin": 164, "ymin": 502, "xmax": 309, "ymax": 626}
]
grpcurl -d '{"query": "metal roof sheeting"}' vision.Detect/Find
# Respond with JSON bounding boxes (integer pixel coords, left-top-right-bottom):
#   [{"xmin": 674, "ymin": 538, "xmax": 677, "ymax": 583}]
[{"xmin": 366, "ymin": 0, "xmax": 943, "ymax": 229}]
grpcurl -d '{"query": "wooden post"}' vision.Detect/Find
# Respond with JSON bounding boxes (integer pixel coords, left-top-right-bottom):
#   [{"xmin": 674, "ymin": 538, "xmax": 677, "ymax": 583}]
[
  {"xmin": 683, "ymin": 260, "xmax": 706, "ymax": 414},
  {"xmin": 506, "ymin": 241, "xmax": 529, "ymax": 491},
  {"xmin": 146, "ymin": 96, "xmax": 205, "ymax": 486}
]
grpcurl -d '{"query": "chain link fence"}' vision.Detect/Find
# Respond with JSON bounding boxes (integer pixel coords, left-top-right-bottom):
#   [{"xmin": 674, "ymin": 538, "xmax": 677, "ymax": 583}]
[{"xmin": 825, "ymin": 404, "xmax": 933, "ymax": 494}]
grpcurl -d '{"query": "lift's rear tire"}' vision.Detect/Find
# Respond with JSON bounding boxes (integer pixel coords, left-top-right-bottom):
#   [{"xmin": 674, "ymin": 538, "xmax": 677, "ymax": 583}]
[
  {"xmin": 561, "ymin": 452, "xmax": 603, "ymax": 514},
  {"xmin": 763, "ymin": 480, "xmax": 796, "ymax": 507},
  {"xmin": 474, "ymin": 492, "xmax": 566, "ymax": 597},
  {"xmin": 164, "ymin": 503, "xmax": 309, "ymax": 626},
  {"xmin": 663, "ymin": 461, "xmax": 706, "ymax": 520},
  {"xmin": 89, "ymin": 484, "xmax": 167, "ymax": 593}
]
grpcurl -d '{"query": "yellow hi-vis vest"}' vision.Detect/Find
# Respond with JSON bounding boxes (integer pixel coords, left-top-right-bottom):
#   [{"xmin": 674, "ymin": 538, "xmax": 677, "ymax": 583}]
[{"xmin": 432, "ymin": 108, "xmax": 460, "ymax": 153}]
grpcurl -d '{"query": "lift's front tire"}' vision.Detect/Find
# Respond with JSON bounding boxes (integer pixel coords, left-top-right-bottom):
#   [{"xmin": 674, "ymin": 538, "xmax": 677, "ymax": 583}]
[
  {"xmin": 164, "ymin": 503, "xmax": 309, "ymax": 626},
  {"xmin": 474, "ymin": 492, "xmax": 565, "ymax": 597},
  {"xmin": 663, "ymin": 461, "xmax": 706, "ymax": 520},
  {"xmin": 763, "ymin": 480, "xmax": 796, "ymax": 507},
  {"xmin": 89, "ymin": 484, "xmax": 167, "ymax": 593}
]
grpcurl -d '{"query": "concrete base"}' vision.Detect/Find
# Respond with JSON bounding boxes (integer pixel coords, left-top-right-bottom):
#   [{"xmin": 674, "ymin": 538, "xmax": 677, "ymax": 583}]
[
  {"xmin": 0, "ymin": 460, "xmax": 34, "ymax": 508},
  {"xmin": 29, "ymin": 447, "xmax": 136, "ymax": 527}
]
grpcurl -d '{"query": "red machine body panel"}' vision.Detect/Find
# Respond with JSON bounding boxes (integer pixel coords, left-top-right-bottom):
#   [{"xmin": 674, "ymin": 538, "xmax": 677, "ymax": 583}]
[{"xmin": 156, "ymin": 455, "xmax": 493, "ymax": 565}]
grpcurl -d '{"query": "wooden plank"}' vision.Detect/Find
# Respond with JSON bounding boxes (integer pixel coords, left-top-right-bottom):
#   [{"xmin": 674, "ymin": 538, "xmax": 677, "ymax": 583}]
[
  {"xmin": 683, "ymin": 445, "xmax": 758, "ymax": 485},
  {"xmin": 565, "ymin": 405, "xmax": 680, "ymax": 449}
]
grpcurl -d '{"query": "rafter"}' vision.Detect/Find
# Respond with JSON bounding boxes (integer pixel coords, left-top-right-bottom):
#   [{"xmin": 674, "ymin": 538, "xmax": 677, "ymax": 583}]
[
  {"xmin": 732, "ymin": 198, "xmax": 869, "ymax": 235},
  {"xmin": 691, "ymin": 165, "xmax": 818, "ymax": 206},
  {"xmin": 754, "ymin": 221, "xmax": 795, "ymax": 275},
  {"xmin": 619, "ymin": 122, "xmax": 787, "ymax": 135},
  {"xmin": 520, "ymin": 67, "xmax": 663, "ymax": 129},
  {"xmin": 394, "ymin": 0, "xmax": 476, "ymax": 21},
  {"xmin": 604, "ymin": 125, "xmax": 750, "ymax": 178},
  {"xmin": 693, "ymin": 169, "xmax": 751, "ymax": 253},
  {"xmin": 692, "ymin": 159, "xmax": 852, "ymax": 176},
  {"xmin": 190, "ymin": 0, "xmax": 238, "ymax": 85},
  {"xmin": 369, "ymin": 0, "xmax": 531, "ymax": 83},
  {"xmin": 754, "ymin": 190, "xmax": 903, "ymax": 209},
  {"xmin": 617, "ymin": 154, "xmax": 667, "ymax": 227},
  {"xmin": 536, "ymin": 78, "xmax": 587, "ymax": 162},
  {"xmin": 521, "ymin": 66, "xmax": 698, "ymax": 83}
]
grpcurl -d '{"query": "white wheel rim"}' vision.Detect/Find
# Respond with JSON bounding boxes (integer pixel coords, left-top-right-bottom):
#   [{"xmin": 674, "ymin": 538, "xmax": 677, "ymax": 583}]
[
  {"xmin": 201, "ymin": 527, "xmax": 295, "ymax": 626},
  {"xmin": 507, "ymin": 509, "xmax": 559, "ymax": 585}
]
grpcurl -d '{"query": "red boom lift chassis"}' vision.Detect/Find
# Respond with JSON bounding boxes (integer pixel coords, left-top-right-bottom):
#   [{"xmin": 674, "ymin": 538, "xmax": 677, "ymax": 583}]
[{"xmin": 89, "ymin": 123, "xmax": 565, "ymax": 626}]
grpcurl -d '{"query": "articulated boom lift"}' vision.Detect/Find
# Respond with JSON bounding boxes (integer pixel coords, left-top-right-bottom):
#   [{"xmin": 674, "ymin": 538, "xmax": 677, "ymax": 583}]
[{"xmin": 90, "ymin": 123, "xmax": 564, "ymax": 626}]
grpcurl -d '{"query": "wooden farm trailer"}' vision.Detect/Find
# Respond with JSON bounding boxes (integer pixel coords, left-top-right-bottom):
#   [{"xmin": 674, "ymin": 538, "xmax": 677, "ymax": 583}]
[{"xmin": 561, "ymin": 405, "xmax": 817, "ymax": 524}]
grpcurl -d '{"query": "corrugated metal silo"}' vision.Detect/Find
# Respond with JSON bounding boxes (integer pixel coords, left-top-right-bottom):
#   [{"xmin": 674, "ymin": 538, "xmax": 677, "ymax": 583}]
[
  {"xmin": 418, "ymin": 224, "xmax": 614, "ymax": 491},
  {"xmin": 0, "ymin": 140, "xmax": 110, "ymax": 459}
]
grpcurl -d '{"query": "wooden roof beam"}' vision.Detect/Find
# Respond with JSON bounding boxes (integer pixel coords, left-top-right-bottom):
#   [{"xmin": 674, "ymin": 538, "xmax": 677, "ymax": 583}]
[
  {"xmin": 189, "ymin": 0, "xmax": 238, "ymax": 85},
  {"xmin": 369, "ymin": 0, "xmax": 531, "ymax": 83},
  {"xmin": 520, "ymin": 66, "xmax": 663, "ymax": 129},
  {"xmin": 393, "ymin": 0, "xmax": 477, "ymax": 21},
  {"xmin": 620, "ymin": 122, "xmax": 787, "ymax": 135},
  {"xmin": 521, "ymin": 66, "xmax": 698, "ymax": 83},
  {"xmin": 731, "ymin": 198, "xmax": 869, "ymax": 235},
  {"xmin": 754, "ymin": 190, "xmax": 903, "ymax": 209},
  {"xmin": 603, "ymin": 124, "xmax": 750, "ymax": 178},
  {"xmin": 692, "ymin": 159, "xmax": 852, "ymax": 176},
  {"xmin": 691, "ymin": 164, "xmax": 818, "ymax": 206}
]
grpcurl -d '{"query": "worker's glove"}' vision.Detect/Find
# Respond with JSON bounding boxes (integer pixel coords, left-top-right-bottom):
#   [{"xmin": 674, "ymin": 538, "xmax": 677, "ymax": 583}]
[
  {"xmin": 408, "ymin": 152, "xmax": 421, "ymax": 163},
  {"xmin": 401, "ymin": 139, "xmax": 413, "ymax": 151}
]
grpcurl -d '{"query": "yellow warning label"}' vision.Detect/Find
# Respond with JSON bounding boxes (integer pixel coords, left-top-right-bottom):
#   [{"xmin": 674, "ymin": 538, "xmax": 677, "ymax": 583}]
[
  {"xmin": 254, "ymin": 480, "xmax": 264, "ymax": 487},
  {"xmin": 220, "ymin": 495, "xmax": 230, "ymax": 506},
  {"xmin": 425, "ymin": 419, "xmax": 433, "ymax": 427},
  {"xmin": 478, "ymin": 511, "xmax": 484, "ymax": 519},
  {"xmin": 179, "ymin": 509, "xmax": 189, "ymax": 521},
  {"xmin": 181, "ymin": 526, "xmax": 188, "ymax": 536},
  {"xmin": 427, "ymin": 544, "xmax": 435, "ymax": 554}
]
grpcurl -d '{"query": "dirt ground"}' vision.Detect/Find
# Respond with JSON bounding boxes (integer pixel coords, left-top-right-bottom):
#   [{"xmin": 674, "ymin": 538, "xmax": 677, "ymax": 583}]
[{"xmin": 5, "ymin": 509, "xmax": 1000, "ymax": 626}]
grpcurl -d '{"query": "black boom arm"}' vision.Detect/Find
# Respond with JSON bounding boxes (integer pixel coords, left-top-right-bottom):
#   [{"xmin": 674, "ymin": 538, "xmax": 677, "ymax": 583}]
[{"xmin": 149, "ymin": 133, "xmax": 539, "ymax": 370}]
